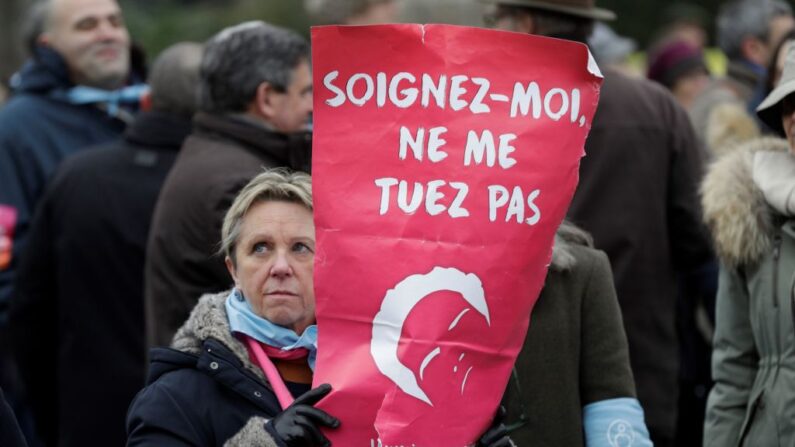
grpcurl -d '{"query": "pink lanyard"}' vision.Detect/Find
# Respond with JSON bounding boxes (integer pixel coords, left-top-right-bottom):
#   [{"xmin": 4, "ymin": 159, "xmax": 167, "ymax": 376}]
[{"xmin": 245, "ymin": 336, "xmax": 295, "ymax": 410}]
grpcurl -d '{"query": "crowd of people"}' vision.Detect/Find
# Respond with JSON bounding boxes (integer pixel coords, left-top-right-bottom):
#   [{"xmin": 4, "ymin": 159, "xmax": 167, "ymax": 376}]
[{"xmin": 0, "ymin": 0, "xmax": 794, "ymax": 446}]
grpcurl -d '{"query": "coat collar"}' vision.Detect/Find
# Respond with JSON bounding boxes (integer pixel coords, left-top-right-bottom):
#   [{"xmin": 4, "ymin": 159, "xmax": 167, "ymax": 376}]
[
  {"xmin": 171, "ymin": 291, "xmax": 268, "ymax": 384},
  {"xmin": 726, "ymin": 59, "xmax": 764, "ymax": 101},
  {"xmin": 124, "ymin": 111, "xmax": 192, "ymax": 150},
  {"xmin": 701, "ymin": 136, "xmax": 790, "ymax": 267},
  {"xmin": 146, "ymin": 337, "xmax": 281, "ymax": 416},
  {"xmin": 12, "ymin": 46, "xmax": 147, "ymax": 96},
  {"xmin": 193, "ymin": 112, "xmax": 312, "ymax": 173},
  {"xmin": 11, "ymin": 47, "xmax": 73, "ymax": 94}
]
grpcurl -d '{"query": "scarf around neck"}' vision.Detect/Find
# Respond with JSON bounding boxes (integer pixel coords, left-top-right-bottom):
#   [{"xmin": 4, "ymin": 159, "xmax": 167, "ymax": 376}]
[{"xmin": 225, "ymin": 289, "xmax": 318, "ymax": 370}]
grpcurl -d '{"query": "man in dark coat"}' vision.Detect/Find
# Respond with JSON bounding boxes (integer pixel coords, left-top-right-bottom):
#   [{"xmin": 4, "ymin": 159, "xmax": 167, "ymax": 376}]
[
  {"xmin": 0, "ymin": 0, "xmax": 144, "ymax": 326},
  {"xmin": 0, "ymin": 1, "xmax": 142, "ymax": 444},
  {"xmin": 8, "ymin": 42, "xmax": 202, "ymax": 447},
  {"xmin": 144, "ymin": 21, "xmax": 313, "ymax": 348},
  {"xmin": 486, "ymin": 1, "xmax": 714, "ymax": 445}
]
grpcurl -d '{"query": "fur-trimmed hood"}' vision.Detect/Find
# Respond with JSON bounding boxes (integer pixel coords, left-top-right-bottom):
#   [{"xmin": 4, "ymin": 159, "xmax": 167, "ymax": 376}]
[
  {"xmin": 701, "ymin": 136, "xmax": 790, "ymax": 267},
  {"xmin": 171, "ymin": 291, "xmax": 268, "ymax": 384},
  {"xmin": 704, "ymin": 102, "xmax": 760, "ymax": 157}
]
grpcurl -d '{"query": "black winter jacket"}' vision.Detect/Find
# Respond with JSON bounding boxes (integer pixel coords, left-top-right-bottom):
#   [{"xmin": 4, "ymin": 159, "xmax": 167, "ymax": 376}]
[
  {"xmin": 10, "ymin": 111, "xmax": 189, "ymax": 447},
  {"xmin": 128, "ymin": 292, "xmax": 286, "ymax": 446}
]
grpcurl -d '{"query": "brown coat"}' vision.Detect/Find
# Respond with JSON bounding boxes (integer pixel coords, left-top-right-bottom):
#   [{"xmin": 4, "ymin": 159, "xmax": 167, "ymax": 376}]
[
  {"xmin": 144, "ymin": 112, "xmax": 311, "ymax": 348},
  {"xmin": 502, "ymin": 224, "xmax": 636, "ymax": 446},
  {"xmin": 566, "ymin": 68, "xmax": 713, "ymax": 439}
]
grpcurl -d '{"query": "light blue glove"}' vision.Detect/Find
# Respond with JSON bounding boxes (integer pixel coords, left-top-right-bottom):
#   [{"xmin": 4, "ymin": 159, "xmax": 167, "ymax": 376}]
[{"xmin": 583, "ymin": 398, "xmax": 653, "ymax": 447}]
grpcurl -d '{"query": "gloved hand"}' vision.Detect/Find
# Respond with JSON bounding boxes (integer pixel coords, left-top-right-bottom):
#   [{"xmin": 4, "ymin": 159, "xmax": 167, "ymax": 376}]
[
  {"xmin": 266, "ymin": 383, "xmax": 340, "ymax": 447},
  {"xmin": 477, "ymin": 406, "xmax": 514, "ymax": 447}
]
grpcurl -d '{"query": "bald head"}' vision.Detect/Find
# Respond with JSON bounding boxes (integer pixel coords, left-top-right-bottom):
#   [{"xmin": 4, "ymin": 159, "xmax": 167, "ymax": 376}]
[
  {"xmin": 148, "ymin": 42, "xmax": 204, "ymax": 117},
  {"xmin": 33, "ymin": 0, "xmax": 131, "ymax": 88}
]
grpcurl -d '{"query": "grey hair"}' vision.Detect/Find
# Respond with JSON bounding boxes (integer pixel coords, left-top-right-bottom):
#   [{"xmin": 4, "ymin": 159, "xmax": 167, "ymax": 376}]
[
  {"xmin": 304, "ymin": 0, "xmax": 392, "ymax": 25},
  {"xmin": 220, "ymin": 169, "xmax": 313, "ymax": 265},
  {"xmin": 717, "ymin": 0, "xmax": 792, "ymax": 61},
  {"xmin": 199, "ymin": 21, "xmax": 309, "ymax": 114},
  {"xmin": 22, "ymin": 0, "xmax": 51, "ymax": 57},
  {"xmin": 148, "ymin": 42, "xmax": 204, "ymax": 117}
]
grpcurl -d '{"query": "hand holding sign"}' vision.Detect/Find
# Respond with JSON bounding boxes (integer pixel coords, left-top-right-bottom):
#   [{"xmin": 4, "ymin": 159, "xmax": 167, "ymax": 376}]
[
  {"xmin": 476, "ymin": 406, "xmax": 513, "ymax": 447},
  {"xmin": 266, "ymin": 384, "xmax": 340, "ymax": 446},
  {"xmin": 311, "ymin": 24, "xmax": 602, "ymax": 446}
]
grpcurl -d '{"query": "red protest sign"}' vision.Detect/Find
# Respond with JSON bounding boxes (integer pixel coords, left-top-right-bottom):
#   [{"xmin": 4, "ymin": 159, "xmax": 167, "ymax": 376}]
[{"xmin": 311, "ymin": 24, "xmax": 602, "ymax": 446}]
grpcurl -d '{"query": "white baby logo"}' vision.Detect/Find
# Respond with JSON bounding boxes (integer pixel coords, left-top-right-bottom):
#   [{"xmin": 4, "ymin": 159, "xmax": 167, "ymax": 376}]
[
  {"xmin": 370, "ymin": 267, "xmax": 490, "ymax": 406},
  {"xmin": 607, "ymin": 419, "xmax": 635, "ymax": 447}
]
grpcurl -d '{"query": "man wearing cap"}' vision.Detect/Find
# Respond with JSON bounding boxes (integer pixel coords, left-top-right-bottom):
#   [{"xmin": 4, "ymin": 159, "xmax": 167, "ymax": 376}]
[
  {"xmin": 484, "ymin": 1, "xmax": 714, "ymax": 446},
  {"xmin": 646, "ymin": 41, "xmax": 710, "ymax": 111},
  {"xmin": 700, "ymin": 44, "xmax": 795, "ymax": 447}
]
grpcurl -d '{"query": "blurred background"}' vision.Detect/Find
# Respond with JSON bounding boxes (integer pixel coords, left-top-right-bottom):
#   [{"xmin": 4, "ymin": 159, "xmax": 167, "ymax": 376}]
[{"xmin": 0, "ymin": 0, "xmax": 783, "ymax": 85}]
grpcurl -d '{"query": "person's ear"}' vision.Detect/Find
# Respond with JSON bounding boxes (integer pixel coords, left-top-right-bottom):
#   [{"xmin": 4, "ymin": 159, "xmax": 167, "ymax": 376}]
[
  {"xmin": 253, "ymin": 81, "xmax": 278, "ymax": 120},
  {"xmin": 741, "ymin": 36, "xmax": 767, "ymax": 66},
  {"xmin": 37, "ymin": 33, "xmax": 51, "ymax": 46},
  {"xmin": 515, "ymin": 11, "xmax": 535, "ymax": 34},
  {"xmin": 225, "ymin": 256, "xmax": 240, "ymax": 288}
]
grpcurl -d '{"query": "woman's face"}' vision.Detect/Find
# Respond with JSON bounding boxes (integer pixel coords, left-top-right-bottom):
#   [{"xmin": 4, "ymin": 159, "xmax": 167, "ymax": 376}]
[
  {"xmin": 782, "ymin": 94, "xmax": 795, "ymax": 151},
  {"xmin": 672, "ymin": 70, "xmax": 709, "ymax": 111},
  {"xmin": 226, "ymin": 200, "xmax": 316, "ymax": 335}
]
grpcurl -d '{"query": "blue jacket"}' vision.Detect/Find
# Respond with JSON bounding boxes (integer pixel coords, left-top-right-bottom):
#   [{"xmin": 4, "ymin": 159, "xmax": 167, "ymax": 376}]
[{"xmin": 0, "ymin": 47, "xmax": 130, "ymax": 325}]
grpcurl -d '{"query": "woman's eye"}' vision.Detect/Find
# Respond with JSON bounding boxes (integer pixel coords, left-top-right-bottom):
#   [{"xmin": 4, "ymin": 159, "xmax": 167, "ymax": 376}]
[
  {"xmin": 252, "ymin": 243, "xmax": 268, "ymax": 254},
  {"xmin": 293, "ymin": 242, "xmax": 313, "ymax": 254}
]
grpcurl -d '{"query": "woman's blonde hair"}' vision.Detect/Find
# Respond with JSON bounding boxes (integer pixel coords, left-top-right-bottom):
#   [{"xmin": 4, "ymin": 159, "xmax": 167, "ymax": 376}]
[{"xmin": 220, "ymin": 168, "xmax": 312, "ymax": 264}]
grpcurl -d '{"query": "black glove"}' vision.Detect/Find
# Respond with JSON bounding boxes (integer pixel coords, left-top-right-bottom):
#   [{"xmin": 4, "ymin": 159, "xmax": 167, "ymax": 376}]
[
  {"xmin": 477, "ymin": 406, "xmax": 514, "ymax": 447},
  {"xmin": 266, "ymin": 383, "xmax": 340, "ymax": 447}
]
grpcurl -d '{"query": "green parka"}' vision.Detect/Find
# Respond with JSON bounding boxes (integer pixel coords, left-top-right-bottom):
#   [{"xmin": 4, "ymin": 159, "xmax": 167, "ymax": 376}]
[{"xmin": 701, "ymin": 137, "xmax": 795, "ymax": 447}]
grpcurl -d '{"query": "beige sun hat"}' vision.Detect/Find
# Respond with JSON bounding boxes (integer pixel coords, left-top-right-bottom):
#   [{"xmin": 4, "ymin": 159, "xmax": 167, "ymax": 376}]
[
  {"xmin": 482, "ymin": 0, "xmax": 616, "ymax": 21},
  {"xmin": 758, "ymin": 44, "xmax": 795, "ymax": 136}
]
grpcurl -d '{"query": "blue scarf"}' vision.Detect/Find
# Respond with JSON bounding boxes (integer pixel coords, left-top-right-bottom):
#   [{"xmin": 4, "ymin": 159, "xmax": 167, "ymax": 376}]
[
  {"xmin": 47, "ymin": 84, "xmax": 149, "ymax": 119},
  {"xmin": 225, "ymin": 289, "xmax": 318, "ymax": 370},
  {"xmin": 65, "ymin": 84, "xmax": 149, "ymax": 116}
]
